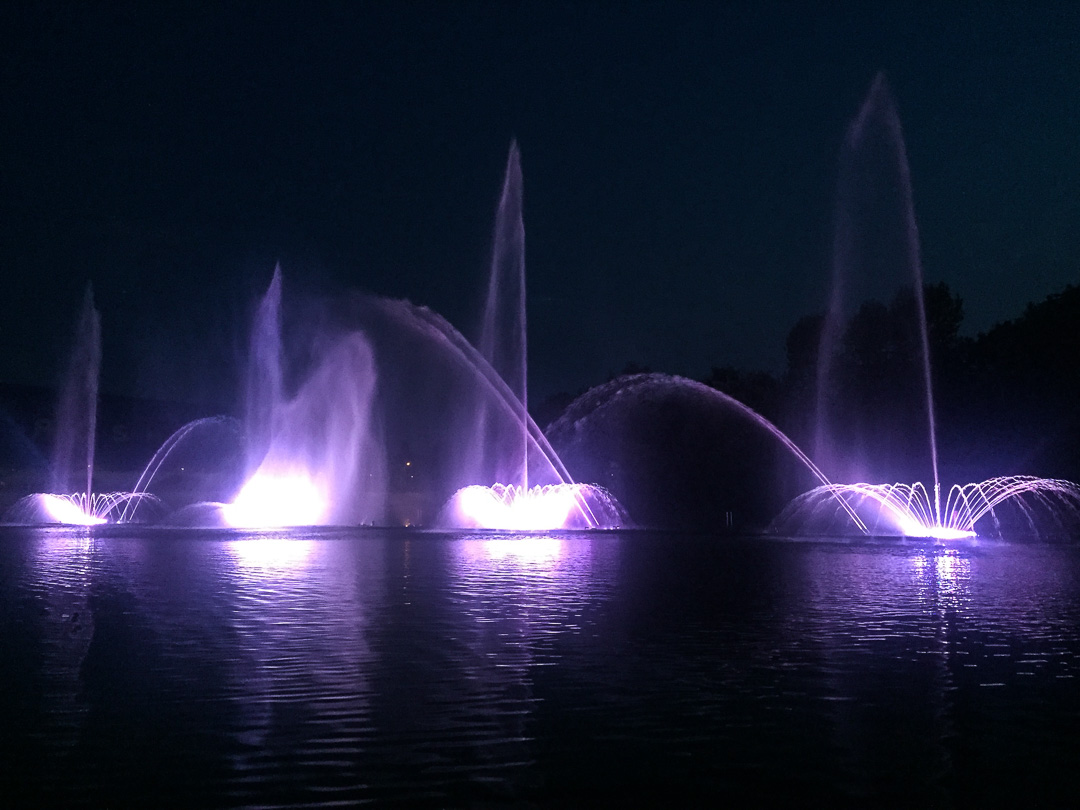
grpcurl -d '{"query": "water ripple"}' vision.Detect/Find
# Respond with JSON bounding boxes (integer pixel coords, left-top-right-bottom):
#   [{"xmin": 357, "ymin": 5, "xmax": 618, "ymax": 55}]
[{"xmin": 2, "ymin": 529, "xmax": 1079, "ymax": 806}]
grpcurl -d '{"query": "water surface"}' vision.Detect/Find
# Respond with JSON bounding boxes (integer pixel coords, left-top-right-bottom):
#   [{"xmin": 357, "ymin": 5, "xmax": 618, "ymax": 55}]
[{"xmin": 2, "ymin": 527, "xmax": 1078, "ymax": 806}]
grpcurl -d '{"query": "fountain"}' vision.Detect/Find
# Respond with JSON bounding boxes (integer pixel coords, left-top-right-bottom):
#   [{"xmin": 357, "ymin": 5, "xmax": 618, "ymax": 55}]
[
  {"xmin": 471, "ymin": 141, "xmax": 529, "ymax": 490},
  {"xmin": 134, "ymin": 144, "xmax": 625, "ymax": 530},
  {"xmin": 4, "ymin": 285, "xmax": 155, "ymax": 525},
  {"xmin": 542, "ymin": 76, "xmax": 1080, "ymax": 539},
  {"xmin": 779, "ymin": 74, "xmax": 1080, "ymax": 539},
  {"xmin": 436, "ymin": 143, "xmax": 627, "ymax": 530},
  {"xmin": 812, "ymin": 74, "xmax": 940, "ymax": 496},
  {"xmin": 772, "ymin": 476, "xmax": 1080, "ymax": 539},
  {"xmin": 5, "ymin": 106, "xmax": 1072, "ymax": 538},
  {"xmin": 213, "ymin": 267, "xmax": 386, "ymax": 528},
  {"xmin": 129, "ymin": 244, "xmax": 619, "ymax": 530}
]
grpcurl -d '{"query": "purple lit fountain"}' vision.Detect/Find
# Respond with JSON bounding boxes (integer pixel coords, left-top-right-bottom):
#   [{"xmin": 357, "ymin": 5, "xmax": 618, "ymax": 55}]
[
  {"xmin": 5, "ymin": 285, "xmax": 155, "ymax": 525},
  {"xmin": 437, "ymin": 143, "xmax": 627, "ymax": 530},
  {"xmin": 774, "ymin": 75, "xmax": 1080, "ymax": 539},
  {"xmin": 216, "ymin": 267, "xmax": 386, "ymax": 528},
  {"xmin": 112, "ymin": 267, "xmax": 383, "ymax": 530},
  {"xmin": 137, "ymin": 145, "xmax": 620, "ymax": 531}
]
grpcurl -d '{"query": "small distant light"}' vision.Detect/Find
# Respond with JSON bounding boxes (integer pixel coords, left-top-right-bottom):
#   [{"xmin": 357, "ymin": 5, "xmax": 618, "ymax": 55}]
[{"xmin": 405, "ymin": 461, "xmax": 411, "ymax": 467}]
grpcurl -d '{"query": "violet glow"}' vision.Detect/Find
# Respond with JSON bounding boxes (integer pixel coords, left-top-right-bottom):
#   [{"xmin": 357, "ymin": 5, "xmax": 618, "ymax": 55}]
[
  {"xmin": 41, "ymin": 494, "xmax": 108, "ymax": 526},
  {"xmin": 775, "ymin": 79, "xmax": 1080, "ymax": 540},
  {"xmin": 148, "ymin": 148, "xmax": 625, "ymax": 532},
  {"xmin": 382, "ymin": 297, "xmax": 628, "ymax": 530},
  {"xmin": 476, "ymin": 534, "xmax": 564, "ymax": 563}
]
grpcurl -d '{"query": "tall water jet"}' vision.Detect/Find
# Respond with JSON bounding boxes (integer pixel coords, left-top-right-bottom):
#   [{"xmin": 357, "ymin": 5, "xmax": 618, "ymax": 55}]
[
  {"xmin": 4, "ymin": 284, "xmax": 156, "ymax": 525},
  {"xmin": 475, "ymin": 141, "xmax": 528, "ymax": 492},
  {"xmin": 778, "ymin": 74, "xmax": 1080, "ymax": 539},
  {"xmin": 245, "ymin": 265, "xmax": 285, "ymax": 481},
  {"xmin": 51, "ymin": 284, "xmax": 101, "ymax": 506},
  {"xmin": 438, "ymin": 143, "xmax": 627, "ymax": 529},
  {"xmin": 816, "ymin": 74, "xmax": 940, "ymax": 519}
]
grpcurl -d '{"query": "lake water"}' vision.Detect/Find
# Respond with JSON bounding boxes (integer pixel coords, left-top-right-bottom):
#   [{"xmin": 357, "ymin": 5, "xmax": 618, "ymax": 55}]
[{"xmin": 2, "ymin": 527, "xmax": 1078, "ymax": 807}]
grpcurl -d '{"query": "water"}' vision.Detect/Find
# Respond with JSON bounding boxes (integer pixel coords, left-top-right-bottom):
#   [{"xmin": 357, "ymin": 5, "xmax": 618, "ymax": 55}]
[
  {"xmin": 50, "ymin": 284, "xmax": 101, "ymax": 502},
  {"xmin": 472, "ymin": 140, "xmax": 528, "ymax": 491},
  {"xmin": 817, "ymin": 74, "xmax": 938, "ymax": 493},
  {"xmin": 228, "ymin": 266, "xmax": 386, "ymax": 527},
  {"xmin": 4, "ymin": 528, "xmax": 1079, "ymax": 807},
  {"xmin": 787, "ymin": 76, "xmax": 1080, "ymax": 538},
  {"xmin": 441, "ymin": 141, "xmax": 627, "ymax": 530}
]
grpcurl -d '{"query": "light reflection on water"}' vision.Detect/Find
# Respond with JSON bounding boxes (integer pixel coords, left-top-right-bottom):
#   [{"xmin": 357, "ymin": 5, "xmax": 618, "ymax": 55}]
[
  {"xmin": 226, "ymin": 533, "xmax": 317, "ymax": 570},
  {"xmin": 2, "ymin": 528, "xmax": 1080, "ymax": 807}
]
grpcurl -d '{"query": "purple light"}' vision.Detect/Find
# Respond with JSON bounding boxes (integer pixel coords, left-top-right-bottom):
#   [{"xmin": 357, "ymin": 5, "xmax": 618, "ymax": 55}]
[
  {"xmin": 215, "ymin": 268, "xmax": 384, "ymax": 530},
  {"xmin": 892, "ymin": 514, "xmax": 975, "ymax": 540},
  {"xmin": 3, "ymin": 491, "xmax": 160, "ymax": 526},
  {"xmin": 31, "ymin": 492, "xmax": 155, "ymax": 525},
  {"xmin": 440, "ymin": 482, "xmax": 635, "ymax": 530}
]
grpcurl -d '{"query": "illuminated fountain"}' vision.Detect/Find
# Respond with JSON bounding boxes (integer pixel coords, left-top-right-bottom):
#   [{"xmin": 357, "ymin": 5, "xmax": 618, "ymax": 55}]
[
  {"xmin": 93, "ymin": 267, "xmax": 384, "ymax": 530},
  {"xmin": 437, "ymin": 143, "xmax": 627, "ymax": 530},
  {"xmin": 215, "ymin": 268, "xmax": 386, "ymax": 528},
  {"xmin": 546, "ymin": 77, "xmax": 1080, "ymax": 539},
  {"xmin": 4, "ymin": 285, "xmax": 154, "ymax": 525},
  {"xmin": 773, "ymin": 477, "xmax": 1080, "ymax": 539},
  {"xmin": 152, "ymin": 146, "xmax": 609, "ymax": 531},
  {"xmin": 776, "ymin": 75, "xmax": 1080, "ymax": 539}
]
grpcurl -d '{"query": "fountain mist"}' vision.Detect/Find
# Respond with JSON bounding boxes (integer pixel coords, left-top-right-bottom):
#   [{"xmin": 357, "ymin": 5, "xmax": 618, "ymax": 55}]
[{"xmin": 4, "ymin": 284, "xmax": 157, "ymax": 525}]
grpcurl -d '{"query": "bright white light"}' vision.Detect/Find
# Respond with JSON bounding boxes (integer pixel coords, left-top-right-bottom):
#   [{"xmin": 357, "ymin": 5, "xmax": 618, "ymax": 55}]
[
  {"xmin": 40, "ymin": 494, "xmax": 107, "ymax": 525},
  {"xmin": 454, "ymin": 484, "xmax": 577, "ymax": 530},
  {"xmin": 222, "ymin": 471, "xmax": 327, "ymax": 528},
  {"xmin": 772, "ymin": 477, "xmax": 1080, "ymax": 538},
  {"xmin": 441, "ymin": 482, "xmax": 626, "ymax": 530},
  {"xmin": 890, "ymin": 509, "xmax": 975, "ymax": 539},
  {"xmin": 919, "ymin": 525, "xmax": 976, "ymax": 540}
]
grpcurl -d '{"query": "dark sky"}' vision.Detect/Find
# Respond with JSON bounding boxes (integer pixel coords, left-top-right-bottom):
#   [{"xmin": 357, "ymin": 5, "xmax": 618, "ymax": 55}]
[{"xmin": 2, "ymin": 1, "xmax": 1078, "ymax": 405}]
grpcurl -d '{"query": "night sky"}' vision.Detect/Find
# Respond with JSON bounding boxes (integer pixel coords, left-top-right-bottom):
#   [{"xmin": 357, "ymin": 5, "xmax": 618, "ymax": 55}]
[{"xmin": 2, "ymin": 2, "xmax": 1078, "ymax": 406}]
